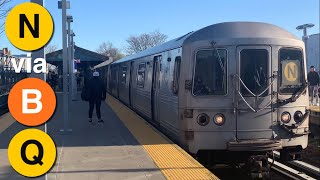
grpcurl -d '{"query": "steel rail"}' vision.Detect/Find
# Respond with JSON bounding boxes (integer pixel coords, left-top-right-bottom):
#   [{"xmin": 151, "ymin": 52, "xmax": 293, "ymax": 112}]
[
  {"xmin": 272, "ymin": 151, "xmax": 320, "ymax": 179},
  {"xmin": 269, "ymin": 158, "xmax": 316, "ymax": 180}
]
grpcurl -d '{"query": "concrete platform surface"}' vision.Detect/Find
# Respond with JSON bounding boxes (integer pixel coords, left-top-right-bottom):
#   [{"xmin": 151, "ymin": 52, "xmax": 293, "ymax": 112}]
[
  {"xmin": 0, "ymin": 92, "xmax": 218, "ymax": 180},
  {"xmin": 0, "ymin": 113, "xmax": 46, "ymax": 180},
  {"xmin": 0, "ymin": 93, "xmax": 165, "ymax": 180},
  {"xmin": 48, "ymin": 93, "xmax": 165, "ymax": 180}
]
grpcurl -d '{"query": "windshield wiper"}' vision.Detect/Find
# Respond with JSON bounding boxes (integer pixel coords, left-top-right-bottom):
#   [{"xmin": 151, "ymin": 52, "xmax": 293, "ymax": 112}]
[
  {"xmin": 211, "ymin": 41, "xmax": 225, "ymax": 73},
  {"xmin": 276, "ymin": 83, "xmax": 308, "ymax": 107}
]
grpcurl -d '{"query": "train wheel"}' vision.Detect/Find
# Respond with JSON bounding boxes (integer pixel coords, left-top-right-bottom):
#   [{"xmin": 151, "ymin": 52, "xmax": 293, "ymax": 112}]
[{"xmin": 246, "ymin": 155, "xmax": 270, "ymax": 179}]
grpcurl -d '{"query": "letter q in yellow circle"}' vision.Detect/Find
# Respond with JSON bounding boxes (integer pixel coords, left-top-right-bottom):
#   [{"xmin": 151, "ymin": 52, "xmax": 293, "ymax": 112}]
[
  {"xmin": 5, "ymin": 2, "xmax": 54, "ymax": 51},
  {"xmin": 8, "ymin": 129, "xmax": 56, "ymax": 177}
]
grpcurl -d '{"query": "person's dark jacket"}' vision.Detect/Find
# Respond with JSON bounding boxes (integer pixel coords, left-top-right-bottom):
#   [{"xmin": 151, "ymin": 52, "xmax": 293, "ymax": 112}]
[
  {"xmin": 84, "ymin": 70, "xmax": 92, "ymax": 87},
  {"xmin": 307, "ymin": 71, "xmax": 320, "ymax": 86},
  {"xmin": 87, "ymin": 77, "xmax": 106, "ymax": 101}
]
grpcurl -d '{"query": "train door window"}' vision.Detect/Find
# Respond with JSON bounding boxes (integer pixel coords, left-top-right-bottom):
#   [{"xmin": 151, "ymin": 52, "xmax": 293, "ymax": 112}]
[
  {"xmin": 137, "ymin": 62, "xmax": 146, "ymax": 88},
  {"xmin": 158, "ymin": 56, "xmax": 162, "ymax": 71},
  {"xmin": 0, "ymin": 70, "xmax": 3, "ymax": 86},
  {"xmin": 172, "ymin": 56, "xmax": 181, "ymax": 94},
  {"xmin": 121, "ymin": 66, "xmax": 127, "ymax": 84},
  {"xmin": 111, "ymin": 68, "xmax": 117, "ymax": 81},
  {"xmin": 240, "ymin": 49, "xmax": 268, "ymax": 96},
  {"xmin": 279, "ymin": 48, "xmax": 303, "ymax": 94},
  {"xmin": 193, "ymin": 49, "xmax": 227, "ymax": 96}
]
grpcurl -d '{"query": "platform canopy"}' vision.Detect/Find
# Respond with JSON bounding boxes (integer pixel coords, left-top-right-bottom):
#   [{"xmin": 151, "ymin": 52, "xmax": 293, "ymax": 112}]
[{"xmin": 46, "ymin": 45, "xmax": 108, "ymax": 72}]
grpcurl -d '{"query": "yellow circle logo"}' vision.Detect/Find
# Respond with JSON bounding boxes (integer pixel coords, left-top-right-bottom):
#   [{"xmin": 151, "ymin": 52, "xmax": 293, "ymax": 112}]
[
  {"xmin": 8, "ymin": 129, "xmax": 56, "ymax": 177},
  {"xmin": 284, "ymin": 62, "xmax": 299, "ymax": 82},
  {"xmin": 5, "ymin": 2, "xmax": 54, "ymax": 51}
]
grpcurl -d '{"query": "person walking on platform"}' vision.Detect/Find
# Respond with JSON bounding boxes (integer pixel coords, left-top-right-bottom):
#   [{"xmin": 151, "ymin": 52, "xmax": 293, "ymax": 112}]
[
  {"xmin": 307, "ymin": 65, "xmax": 320, "ymax": 106},
  {"xmin": 87, "ymin": 71, "xmax": 106, "ymax": 124}
]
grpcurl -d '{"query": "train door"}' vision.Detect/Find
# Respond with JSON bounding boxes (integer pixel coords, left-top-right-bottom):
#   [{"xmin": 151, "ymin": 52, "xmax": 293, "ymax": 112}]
[
  {"xmin": 129, "ymin": 61, "xmax": 134, "ymax": 107},
  {"xmin": 111, "ymin": 65, "xmax": 119, "ymax": 98},
  {"xmin": 236, "ymin": 46, "xmax": 273, "ymax": 140},
  {"xmin": 151, "ymin": 55, "xmax": 161, "ymax": 125}
]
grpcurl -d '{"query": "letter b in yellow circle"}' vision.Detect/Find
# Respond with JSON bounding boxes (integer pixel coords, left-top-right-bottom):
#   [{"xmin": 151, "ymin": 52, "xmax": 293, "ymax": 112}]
[
  {"xmin": 5, "ymin": 2, "xmax": 54, "ymax": 51},
  {"xmin": 8, "ymin": 129, "xmax": 56, "ymax": 177}
]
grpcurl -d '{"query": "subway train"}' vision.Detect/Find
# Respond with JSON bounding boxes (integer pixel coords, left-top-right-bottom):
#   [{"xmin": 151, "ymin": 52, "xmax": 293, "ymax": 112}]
[
  {"xmin": 0, "ymin": 55, "xmax": 27, "ymax": 110},
  {"xmin": 96, "ymin": 22, "xmax": 310, "ymax": 176}
]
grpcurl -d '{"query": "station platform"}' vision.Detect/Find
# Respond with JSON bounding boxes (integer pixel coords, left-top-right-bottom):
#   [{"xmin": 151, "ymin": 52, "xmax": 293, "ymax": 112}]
[
  {"xmin": 310, "ymin": 106, "xmax": 320, "ymax": 126},
  {"xmin": 0, "ymin": 93, "xmax": 218, "ymax": 180}
]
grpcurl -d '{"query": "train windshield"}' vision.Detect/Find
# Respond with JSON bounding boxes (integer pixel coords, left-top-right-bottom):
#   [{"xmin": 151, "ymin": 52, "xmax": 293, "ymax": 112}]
[
  {"xmin": 279, "ymin": 48, "xmax": 304, "ymax": 94},
  {"xmin": 240, "ymin": 49, "xmax": 269, "ymax": 96},
  {"xmin": 193, "ymin": 49, "xmax": 227, "ymax": 96}
]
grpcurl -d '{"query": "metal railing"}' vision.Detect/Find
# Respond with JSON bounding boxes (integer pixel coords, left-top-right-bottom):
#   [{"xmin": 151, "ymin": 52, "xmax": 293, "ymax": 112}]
[{"xmin": 233, "ymin": 73, "xmax": 276, "ymax": 113}]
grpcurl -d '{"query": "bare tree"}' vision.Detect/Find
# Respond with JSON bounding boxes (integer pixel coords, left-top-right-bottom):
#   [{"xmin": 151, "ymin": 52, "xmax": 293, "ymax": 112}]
[
  {"xmin": 45, "ymin": 44, "xmax": 58, "ymax": 54},
  {"xmin": 96, "ymin": 42, "xmax": 124, "ymax": 61},
  {"xmin": 125, "ymin": 30, "xmax": 168, "ymax": 55},
  {"xmin": 0, "ymin": 0, "xmax": 12, "ymax": 34}
]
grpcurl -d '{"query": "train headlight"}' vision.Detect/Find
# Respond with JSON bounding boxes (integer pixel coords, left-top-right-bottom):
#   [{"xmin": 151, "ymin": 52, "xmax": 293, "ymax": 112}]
[
  {"xmin": 281, "ymin": 112, "xmax": 291, "ymax": 123},
  {"xmin": 294, "ymin": 111, "xmax": 304, "ymax": 123},
  {"xmin": 213, "ymin": 113, "xmax": 225, "ymax": 126},
  {"xmin": 197, "ymin": 113, "xmax": 210, "ymax": 126}
]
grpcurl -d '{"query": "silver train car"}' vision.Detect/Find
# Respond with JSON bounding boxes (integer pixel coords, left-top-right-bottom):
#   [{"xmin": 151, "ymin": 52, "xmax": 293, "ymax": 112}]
[{"xmin": 97, "ymin": 22, "xmax": 310, "ymax": 175}]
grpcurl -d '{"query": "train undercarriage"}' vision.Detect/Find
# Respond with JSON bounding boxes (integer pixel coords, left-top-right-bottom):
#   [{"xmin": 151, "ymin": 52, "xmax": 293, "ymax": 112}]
[{"xmin": 196, "ymin": 145, "xmax": 303, "ymax": 179}]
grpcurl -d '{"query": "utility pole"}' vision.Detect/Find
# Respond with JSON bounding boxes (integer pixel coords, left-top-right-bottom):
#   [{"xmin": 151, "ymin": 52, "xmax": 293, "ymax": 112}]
[
  {"xmin": 30, "ymin": 0, "xmax": 45, "ymax": 81},
  {"xmin": 296, "ymin": 23, "xmax": 315, "ymax": 67},
  {"xmin": 67, "ymin": 15, "xmax": 76, "ymax": 101},
  {"xmin": 30, "ymin": 0, "xmax": 46, "ymax": 135},
  {"xmin": 58, "ymin": 0, "xmax": 72, "ymax": 133},
  {"xmin": 70, "ymin": 32, "xmax": 76, "ymax": 100},
  {"xmin": 67, "ymin": 15, "xmax": 72, "ymax": 104}
]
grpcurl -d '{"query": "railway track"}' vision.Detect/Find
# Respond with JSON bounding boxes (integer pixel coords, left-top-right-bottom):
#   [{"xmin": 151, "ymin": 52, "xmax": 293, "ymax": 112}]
[
  {"xmin": 210, "ymin": 151, "xmax": 319, "ymax": 179},
  {"xmin": 269, "ymin": 151, "xmax": 320, "ymax": 180}
]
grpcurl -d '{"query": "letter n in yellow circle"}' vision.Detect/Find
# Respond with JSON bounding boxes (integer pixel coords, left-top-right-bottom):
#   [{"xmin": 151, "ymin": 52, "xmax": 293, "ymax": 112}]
[
  {"xmin": 284, "ymin": 62, "xmax": 299, "ymax": 82},
  {"xmin": 5, "ymin": 2, "xmax": 54, "ymax": 51}
]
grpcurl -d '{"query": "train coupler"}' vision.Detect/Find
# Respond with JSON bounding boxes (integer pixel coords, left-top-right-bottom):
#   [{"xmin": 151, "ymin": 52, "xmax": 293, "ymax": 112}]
[{"xmin": 246, "ymin": 155, "xmax": 270, "ymax": 179}]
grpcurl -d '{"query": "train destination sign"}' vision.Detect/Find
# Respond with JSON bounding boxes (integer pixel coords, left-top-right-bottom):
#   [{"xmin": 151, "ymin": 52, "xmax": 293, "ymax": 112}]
[{"xmin": 282, "ymin": 60, "xmax": 301, "ymax": 85}]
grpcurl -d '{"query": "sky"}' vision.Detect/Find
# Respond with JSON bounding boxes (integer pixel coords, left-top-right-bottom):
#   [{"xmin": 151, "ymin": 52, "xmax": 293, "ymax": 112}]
[{"xmin": 0, "ymin": 0, "xmax": 319, "ymax": 55}]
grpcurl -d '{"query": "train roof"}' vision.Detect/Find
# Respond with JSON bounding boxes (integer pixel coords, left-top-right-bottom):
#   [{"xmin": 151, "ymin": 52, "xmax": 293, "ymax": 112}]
[
  {"xmin": 113, "ymin": 31, "xmax": 193, "ymax": 64},
  {"xmin": 111, "ymin": 22, "xmax": 300, "ymax": 65}
]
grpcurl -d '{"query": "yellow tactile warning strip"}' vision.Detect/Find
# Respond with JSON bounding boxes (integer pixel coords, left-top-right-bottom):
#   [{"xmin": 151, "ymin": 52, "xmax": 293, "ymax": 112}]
[
  {"xmin": 106, "ymin": 94, "xmax": 219, "ymax": 180},
  {"xmin": 0, "ymin": 113, "xmax": 15, "ymax": 134},
  {"xmin": 310, "ymin": 106, "xmax": 320, "ymax": 112}
]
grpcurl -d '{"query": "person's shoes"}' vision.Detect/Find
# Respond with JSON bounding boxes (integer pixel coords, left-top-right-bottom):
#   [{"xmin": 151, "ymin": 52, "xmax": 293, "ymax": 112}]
[
  {"xmin": 89, "ymin": 118, "xmax": 93, "ymax": 123},
  {"xmin": 98, "ymin": 119, "xmax": 104, "ymax": 124}
]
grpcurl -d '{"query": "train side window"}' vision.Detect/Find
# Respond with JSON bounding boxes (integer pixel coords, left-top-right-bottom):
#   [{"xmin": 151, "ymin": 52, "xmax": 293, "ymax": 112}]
[
  {"xmin": 137, "ymin": 62, "xmax": 146, "ymax": 88},
  {"xmin": 121, "ymin": 66, "xmax": 127, "ymax": 84},
  {"xmin": 172, "ymin": 56, "xmax": 181, "ymax": 94}
]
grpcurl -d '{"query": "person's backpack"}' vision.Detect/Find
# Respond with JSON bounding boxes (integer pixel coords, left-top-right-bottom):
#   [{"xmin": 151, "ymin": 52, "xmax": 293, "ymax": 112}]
[{"xmin": 81, "ymin": 86, "xmax": 89, "ymax": 101}]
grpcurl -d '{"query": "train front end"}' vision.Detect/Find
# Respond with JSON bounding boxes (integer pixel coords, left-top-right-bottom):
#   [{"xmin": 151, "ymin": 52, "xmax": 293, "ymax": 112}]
[{"xmin": 178, "ymin": 22, "xmax": 309, "ymax": 175}]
